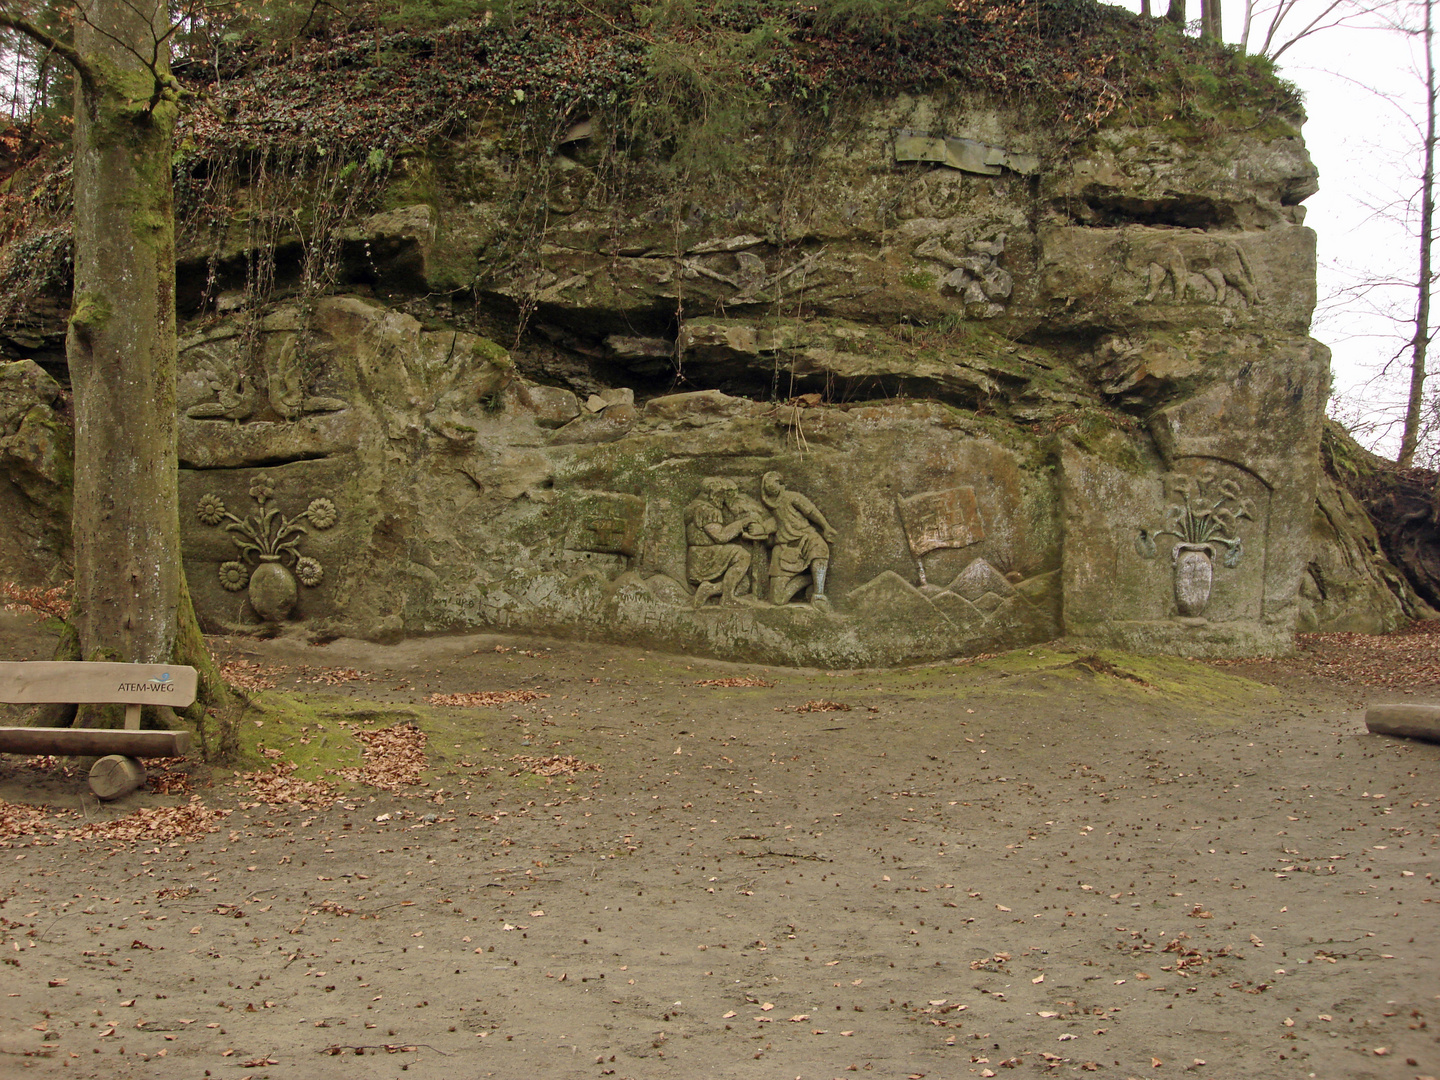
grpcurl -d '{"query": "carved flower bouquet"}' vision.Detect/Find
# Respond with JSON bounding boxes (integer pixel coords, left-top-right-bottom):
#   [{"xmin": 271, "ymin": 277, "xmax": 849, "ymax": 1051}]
[
  {"xmin": 197, "ymin": 476, "xmax": 337, "ymax": 620},
  {"xmin": 1136, "ymin": 471, "xmax": 1253, "ymax": 568},
  {"xmin": 1136, "ymin": 471, "xmax": 1253, "ymax": 618}
]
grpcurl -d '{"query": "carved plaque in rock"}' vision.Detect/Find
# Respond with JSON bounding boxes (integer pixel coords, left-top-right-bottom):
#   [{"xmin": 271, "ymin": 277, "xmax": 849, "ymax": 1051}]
[
  {"xmin": 196, "ymin": 476, "xmax": 338, "ymax": 623},
  {"xmin": 563, "ymin": 492, "xmax": 646, "ymax": 559},
  {"xmin": 1135, "ymin": 468, "xmax": 1254, "ymax": 619}
]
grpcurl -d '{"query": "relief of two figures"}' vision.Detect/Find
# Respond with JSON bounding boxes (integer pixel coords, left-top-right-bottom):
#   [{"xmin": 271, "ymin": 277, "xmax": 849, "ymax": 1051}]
[{"xmin": 686, "ymin": 473, "xmax": 836, "ymax": 612}]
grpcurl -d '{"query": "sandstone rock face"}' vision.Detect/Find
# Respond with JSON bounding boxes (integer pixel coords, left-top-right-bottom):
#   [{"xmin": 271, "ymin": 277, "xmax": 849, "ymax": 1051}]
[
  {"xmin": 0, "ymin": 360, "xmax": 70, "ymax": 581},
  {"xmin": 1298, "ymin": 473, "xmax": 1436, "ymax": 634},
  {"xmin": 159, "ymin": 98, "xmax": 1331, "ymax": 663},
  {"xmin": 8, "ymin": 94, "xmax": 1339, "ymax": 664}
]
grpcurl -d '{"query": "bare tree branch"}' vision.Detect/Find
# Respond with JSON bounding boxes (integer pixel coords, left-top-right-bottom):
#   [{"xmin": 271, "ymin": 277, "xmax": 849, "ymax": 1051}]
[{"xmin": 0, "ymin": 11, "xmax": 96, "ymax": 93}]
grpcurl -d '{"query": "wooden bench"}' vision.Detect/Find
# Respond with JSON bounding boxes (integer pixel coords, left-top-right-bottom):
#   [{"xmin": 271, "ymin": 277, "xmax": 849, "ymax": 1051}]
[{"xmin": 0, "ymin": 661, "xmax": 198, "ymax": 799}]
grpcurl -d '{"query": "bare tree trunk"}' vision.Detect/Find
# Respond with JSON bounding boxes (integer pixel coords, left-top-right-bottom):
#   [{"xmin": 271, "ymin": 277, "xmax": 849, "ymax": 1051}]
[
  {"xmin": 1165, "ymin": 0, "xmax": 1186, "ymax": 26},
  {"xmin": 1140, "ymin": 0, "xmax": 1153, "ymax": 18},
  {"xmin": 1401, "ymin": 0, "xmax": 1436, "ymax": 468},
  {"xmin": 67, "ymin": 0, "xmax": 181, "ymax": 665},
  {"xmin": 1201, "ymin": 0, "xmax": 1223, "ymax": 40}
]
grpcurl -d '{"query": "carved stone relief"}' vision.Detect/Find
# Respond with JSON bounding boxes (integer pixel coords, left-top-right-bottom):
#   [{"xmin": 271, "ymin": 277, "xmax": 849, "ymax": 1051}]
[
  {"xmin": 266, "ymin": 333, "xmax": 349, "ymax": 419},
  {"xmin": 182, "ymin": 332, "xmax": 348, "ymax": 424},
  {"xmin": 1138, "ymin": 243, "xmax": 1260, "ymax": 308},
  {"xmin": 913, "ymin": 231, "xmax": 1013, "ymax": 317},
  {"xmin": 760, "ymin": 471, "xmax": 836, "ymax": 610},
  {"xmin": 685, "ymin": 474, "xmax": 836, "ymax": 611},
  {"xmin": 185, "ymin": 346, "xmax": 258, "ymax": 421},
  {"xmin": 674, "ymin": 244, "xmax": 828, "ymax": 305},
  {"xmin": 895, "ymin": 486, "xmax": 985, "ymax": 586},
  {"xmin": 563, "ymin": 491, "xmax": 646, "ymax": 566},
  {"xmin": 1135, "ymin": 468, "xmax": 1253, "ymax": 619},
  {"xmin": 685, "ymin": 477, "xmax": 753, "ymax": 608},
  {"xmin": 196, "ymin": 475, "xmax": 338, "ymax": 622}
]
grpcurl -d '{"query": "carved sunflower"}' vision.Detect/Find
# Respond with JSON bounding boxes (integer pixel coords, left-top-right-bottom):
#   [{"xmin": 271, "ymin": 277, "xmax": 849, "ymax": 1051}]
[
  {"xmin": 305, "ymin": 497, "xmax": 338, "ymax": 530},
  {"xmin": 196, "ymin": 493, "xmax": 226, "ymax": 526},
  {"xmin": 295, "ymin": 556, "xmax": 324, "ymax": 587},
  {"xmin": 218, "ymin": 560, "xmax": 249, "ymax": 592}
]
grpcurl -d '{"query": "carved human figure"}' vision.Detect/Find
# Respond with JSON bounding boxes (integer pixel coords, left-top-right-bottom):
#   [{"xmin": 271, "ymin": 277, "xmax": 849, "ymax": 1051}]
[
  {"xmin": 685, "ymin": 477, "xmax": 752, "ymax": 607},
  {"xmin": 720, "ymin": 481, "xmax": 776, "ymax": 601},
  {"xmin": 759, "ymin": 471, "xmax": 837, "ymax": 611}
]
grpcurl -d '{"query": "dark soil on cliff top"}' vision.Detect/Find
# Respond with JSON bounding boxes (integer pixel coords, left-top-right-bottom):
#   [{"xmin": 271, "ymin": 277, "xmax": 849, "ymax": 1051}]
[{"xmin": 0, "ymin": 612, "xmax": 1435, "ymax": 1080}]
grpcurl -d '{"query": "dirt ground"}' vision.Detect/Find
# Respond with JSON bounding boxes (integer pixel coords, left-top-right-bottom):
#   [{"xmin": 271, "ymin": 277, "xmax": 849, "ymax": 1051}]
[{"xmin": 0, "ymin": 612, "xmax": 1436, "ymax": 1080}]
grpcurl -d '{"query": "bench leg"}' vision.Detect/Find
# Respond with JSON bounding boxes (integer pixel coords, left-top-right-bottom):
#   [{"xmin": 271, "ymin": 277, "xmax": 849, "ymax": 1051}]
[{"xmin": 89, "ymin": 755, "xmax": 146, "ymax": 800}]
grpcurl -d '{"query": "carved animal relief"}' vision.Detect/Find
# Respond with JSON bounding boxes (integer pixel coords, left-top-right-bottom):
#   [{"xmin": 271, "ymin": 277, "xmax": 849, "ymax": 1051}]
[{"xmin": 1139, "ymin": 244, "xmax": 1260, "ymax": 309}]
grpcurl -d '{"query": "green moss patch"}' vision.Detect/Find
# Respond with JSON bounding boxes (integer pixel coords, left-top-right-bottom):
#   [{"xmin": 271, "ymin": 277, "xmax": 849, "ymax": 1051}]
[
  {"xmin": 805, "ymin": 643, "xmax": 1274, "ymax": 727},
  {"xmin": 230, "ymin": 690, "xmax": 609, "ymax": 796}
]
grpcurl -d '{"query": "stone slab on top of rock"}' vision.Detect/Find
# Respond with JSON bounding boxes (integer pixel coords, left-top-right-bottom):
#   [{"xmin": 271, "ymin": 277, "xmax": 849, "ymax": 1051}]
[
  {"xmin": 520, "ymin": 384, "xmax": 582, "ymax": 429},
  {"xmin": 584, "ymin": 387, "xmax": 636, "ymax": 413},
  {"xmin": 551, "ymin": 403, "xmax": 639, "ymax": 445}
]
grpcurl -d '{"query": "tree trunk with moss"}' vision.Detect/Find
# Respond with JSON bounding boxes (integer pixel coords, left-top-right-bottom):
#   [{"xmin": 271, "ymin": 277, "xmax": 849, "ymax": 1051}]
[
  {"xmin": 68, "ymin": 0, "xmax": 181, "ymax": 670},
  {"xmin": 2, "ymin": 0, "xmax": 233, "ymax": 743}
]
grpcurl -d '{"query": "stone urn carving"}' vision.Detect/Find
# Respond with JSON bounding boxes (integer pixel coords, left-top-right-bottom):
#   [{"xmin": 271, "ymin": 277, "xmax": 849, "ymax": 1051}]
[
  {"xmin": 248, "ymin": 555, "xmax": 298, "ymax": 622},
  {"xmin": 1172, "ymin": 543, "xmax": 1214, "ymax": 617},
  {"xmin": 1136, "ymin": 470, "xmax": 1252, "ymax": 620}
]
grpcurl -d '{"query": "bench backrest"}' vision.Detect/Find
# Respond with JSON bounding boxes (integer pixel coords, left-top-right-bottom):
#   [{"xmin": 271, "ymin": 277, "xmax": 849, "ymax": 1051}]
[{"xmin": 0, "ymin": 662, "xmax": 198, "ymax": 707}]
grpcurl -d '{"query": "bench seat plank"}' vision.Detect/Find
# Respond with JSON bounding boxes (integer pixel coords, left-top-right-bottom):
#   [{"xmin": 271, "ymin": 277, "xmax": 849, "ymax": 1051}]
[
  {"xmin": 0, "ymin": 662, "xmax": 197, "ymax": 706},
  {"xmin": 0, "ymin": 727, "xmax": 191, "ymax": 758}
]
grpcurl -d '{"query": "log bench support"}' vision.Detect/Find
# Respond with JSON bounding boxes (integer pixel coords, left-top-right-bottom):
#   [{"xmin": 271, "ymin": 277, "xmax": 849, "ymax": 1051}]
[{"xmin": 0, "ymin": 662, "xmax": 199, "ymax": 799}]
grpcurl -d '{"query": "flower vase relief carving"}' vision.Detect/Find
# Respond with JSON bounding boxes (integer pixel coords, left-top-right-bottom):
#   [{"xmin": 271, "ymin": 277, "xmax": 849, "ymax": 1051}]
[
  {"xmin": 1135, "ymin": 471, "xmax": 1252, "ymax": 618},
  {"xmin": 196, "ymin": 475, "xmax": 338, "ymax": 622}
]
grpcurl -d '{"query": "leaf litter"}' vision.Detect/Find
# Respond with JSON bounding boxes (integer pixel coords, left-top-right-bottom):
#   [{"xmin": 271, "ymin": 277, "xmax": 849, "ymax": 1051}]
[
  {"xmin": 508, "ymin": 754, "xmax": 601, "ymax": 778},
  {"xmin": 1, "ymin": 795, "xmax": 229, "ymax": 845},
  {"xmin": 428, "ymin": 690, "xmax": 550, "ymax": 707}
]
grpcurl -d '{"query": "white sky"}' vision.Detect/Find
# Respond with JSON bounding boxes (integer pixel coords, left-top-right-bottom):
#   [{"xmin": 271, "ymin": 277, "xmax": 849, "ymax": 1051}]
[{"xmin": 1113, "ymin": 0, "xmax": 1428, "ymax": 459}]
